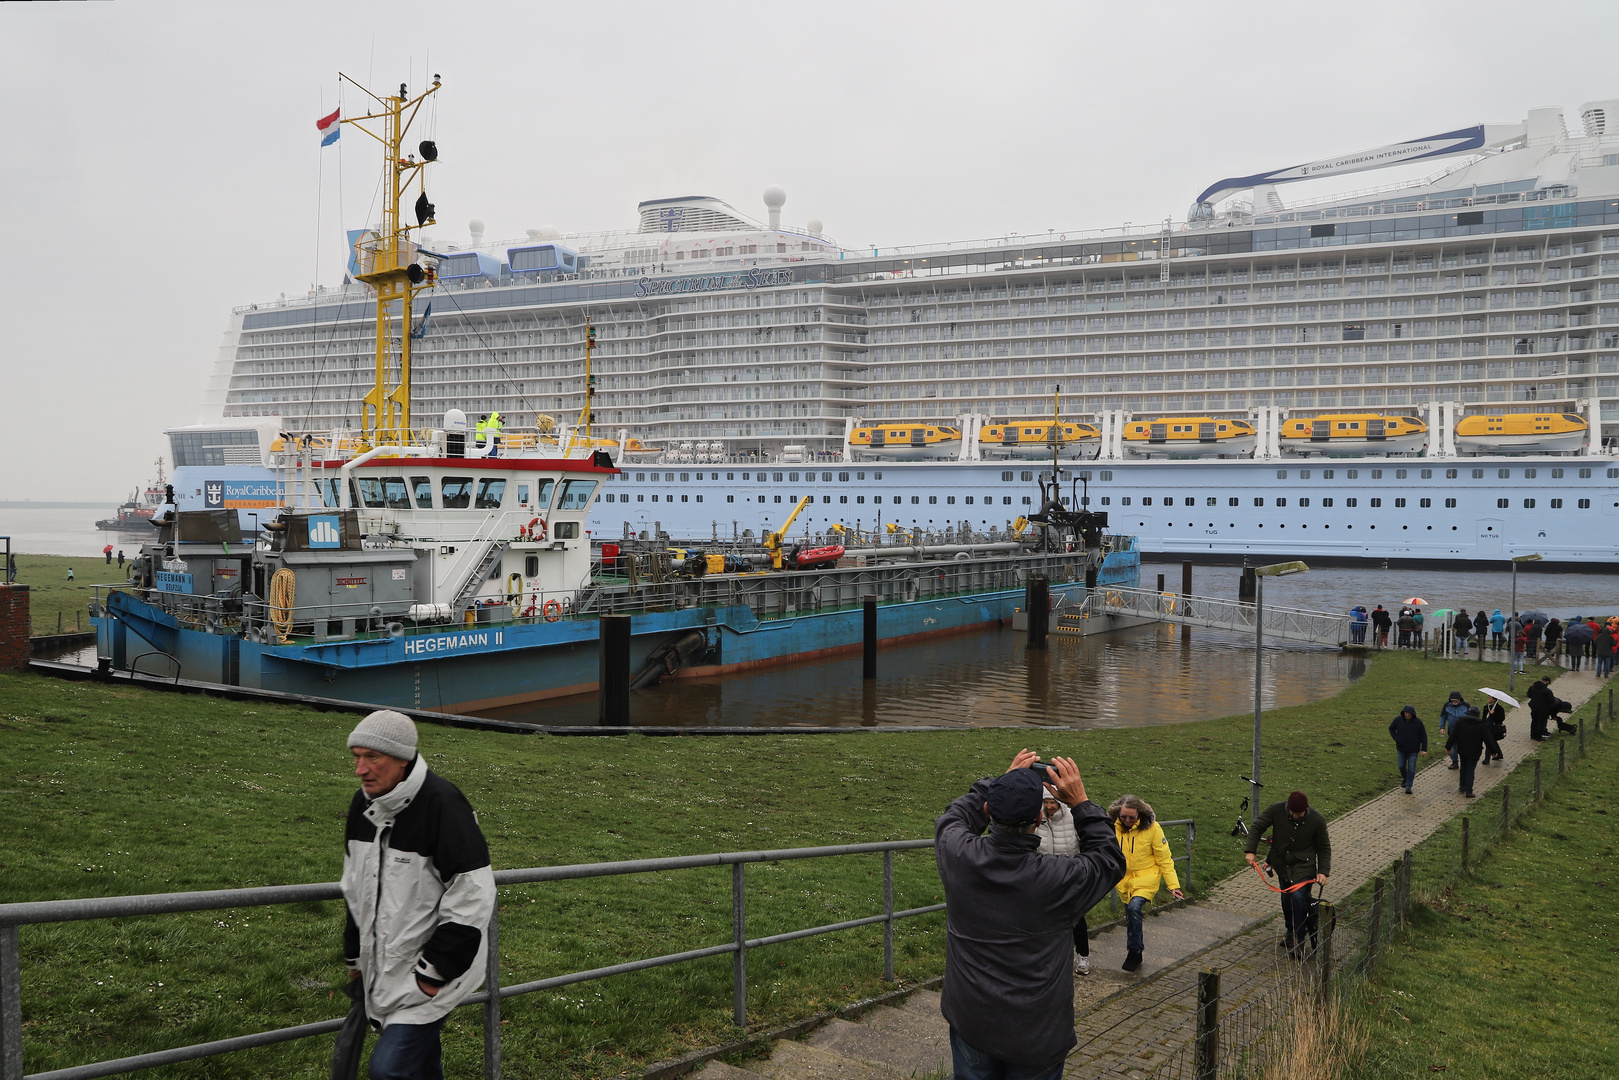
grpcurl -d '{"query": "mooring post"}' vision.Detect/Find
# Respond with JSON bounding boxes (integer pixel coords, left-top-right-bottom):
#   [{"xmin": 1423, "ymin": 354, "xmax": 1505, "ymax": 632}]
[
  {"xmin": 1316, "ymin": 901, "xmax": 1336, "ymax": 1005},
  {"xmin": 598, "ymin": 615, "xmax": 631, "ymax": 726},
  {"xmin": 1460, "ymin": 817, "xmax": 1470, "ymax": 875},
  {"xmin": 1028, "ymin": 575, "xmax": 1049, "ymax": 651},
  {"xmin": 732, "ymin": 862, "xmax": 747, "ymax": 1028},
  {"xmin": 483, "ymin": 906, "xmax": 501, "ymax": 1080},
  {"xmin": 1157, "ymin": 573, "xmax": 1166, "ymax": 593},
  {"xmin": 883, "ymin": 850, "xmax": 896, "ymax": 982},
  {"xmin": 1238, "ymin": 565, "xmax": 1255, "ymax": 601},
  {"xmin": 1194, "ymin": 968, "xmax": 1220, "ymax": 1080},
  {"xmin": 1367, "ymin": 875, "xmax": 1384, "ymax": 967},
  {"xmin": 862, "ymin": 595, "xmax": 877, "ymax": 680}
]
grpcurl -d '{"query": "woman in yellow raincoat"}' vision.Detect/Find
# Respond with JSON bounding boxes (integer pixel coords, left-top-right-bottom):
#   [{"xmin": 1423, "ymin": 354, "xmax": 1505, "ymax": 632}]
[{"xmin": 1109, "ymin": 795, "xmax": 1184, "ymax": 972}]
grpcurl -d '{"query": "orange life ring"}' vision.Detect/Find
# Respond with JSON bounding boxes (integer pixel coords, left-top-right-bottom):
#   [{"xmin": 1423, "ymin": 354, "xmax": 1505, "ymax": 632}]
[
  {"xmin": 542, "ymin": 599, "xmax": 563, "ymax": 622},
  {"xmin": 532, "ymin": 518, "xmax": 548, "ymax": 541}
]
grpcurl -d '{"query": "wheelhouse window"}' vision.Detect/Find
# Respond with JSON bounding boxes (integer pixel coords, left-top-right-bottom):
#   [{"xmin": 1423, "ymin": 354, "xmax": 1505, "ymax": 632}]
[
  {"xmin": 410, "ymin": 476, "xmax": 434, "ymax": 508},
  {"xmin": 355, "ymin": 478, "xmax": 388, "ymax": 508},
  {"xmin": 532, "ymin": 479, "xmax": 556, "ymax": 509},
  {"xmin": 475, "ymin": 479, "xmax": 506, "ymax": 509},
  {"xmin": 558, "ymin": 479, "xmax": 598, "ymax": 511},
  {"xmin": 441, "ymin": 476, "xmax": 474, "ymax": 509},
  {"xmin": 378, "ymin": 477, "xmax": 412, "ymax": 509}
]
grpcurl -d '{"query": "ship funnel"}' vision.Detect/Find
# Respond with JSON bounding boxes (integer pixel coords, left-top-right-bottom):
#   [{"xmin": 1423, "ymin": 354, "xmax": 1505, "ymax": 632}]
[
  {"xmin": 763, "ymin": 186, "xmax": 786, "ymax": 230},
  {"xmin": 469, "ymin": 219, "xmax": 485, "ymax": 247}
]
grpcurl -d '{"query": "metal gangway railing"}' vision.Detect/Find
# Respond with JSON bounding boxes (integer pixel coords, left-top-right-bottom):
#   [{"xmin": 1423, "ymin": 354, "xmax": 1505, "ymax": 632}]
[{"xmin": 1058, "ymin": 586, "xmax": 1350, "ymax": 646}]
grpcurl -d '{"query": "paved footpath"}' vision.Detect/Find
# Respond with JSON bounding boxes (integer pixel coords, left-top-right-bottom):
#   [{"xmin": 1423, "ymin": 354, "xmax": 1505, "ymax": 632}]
[{"xmin": 694, "ymin": 670, "xmax": 1609, "ymax": 1080}]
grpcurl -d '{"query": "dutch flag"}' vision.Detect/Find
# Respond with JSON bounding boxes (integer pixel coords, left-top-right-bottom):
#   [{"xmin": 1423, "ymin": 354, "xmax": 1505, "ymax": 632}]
[{"xmin": 316, "ymin": 107, "xmax": 341, "ymax": 147}]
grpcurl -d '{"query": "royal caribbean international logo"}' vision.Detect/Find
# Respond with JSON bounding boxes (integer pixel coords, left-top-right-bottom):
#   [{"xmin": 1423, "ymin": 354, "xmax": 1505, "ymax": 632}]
[
  {"xmin": 307, "ymin": 515, "xmax": 342, "ymax": 549},
  {"xmin": 205, "ymin": 482, "xmax": 224, "ymax": 507},
  {"xmin": 635, "ymin": 267, "xmax": 793, "ymax": 298},
  {"xmin": 657, "ymin": 207, "xmax": 686, "ymax": 232}
]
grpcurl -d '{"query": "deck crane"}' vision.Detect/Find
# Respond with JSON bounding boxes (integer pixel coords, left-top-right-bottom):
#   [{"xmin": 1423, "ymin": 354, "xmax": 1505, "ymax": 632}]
[{"xmin": 763, "ymin": 496, "xmax": 813, "ymax": 570}]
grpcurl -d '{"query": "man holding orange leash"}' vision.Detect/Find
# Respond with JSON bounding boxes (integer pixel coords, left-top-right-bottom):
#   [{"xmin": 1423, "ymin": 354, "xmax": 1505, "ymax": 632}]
[{"xmin": 1244, "ymin": 790, "xmax": 1331, "ymax": 960}]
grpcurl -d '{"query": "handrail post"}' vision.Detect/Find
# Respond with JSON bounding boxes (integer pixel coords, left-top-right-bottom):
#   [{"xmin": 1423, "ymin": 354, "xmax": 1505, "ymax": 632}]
[
  {"xmin": 1315, "ymin": 901, "xmax": 1336, "ymax": 1005},
  {"xmin": 1193, "ymin": 968, "xmax": 1220, "ymax": 1080},
  {"xmin": 883, "ymin": 850, "xmax": 895, "ymax": 982},
  {"xmin": 732, "ymin": 862, "xmax": 747, "ymax": 1028},
  {"xmin": 483, "ymin": 905, "xmax": 501, "ymax": 1080},
  {"xmin": 1, "ymin": 924, "xmax": 21, "ymax": 1080}
]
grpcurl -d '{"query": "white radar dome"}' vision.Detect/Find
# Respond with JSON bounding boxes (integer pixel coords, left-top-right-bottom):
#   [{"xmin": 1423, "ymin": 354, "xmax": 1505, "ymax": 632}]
[
  {"xmin": 762, "ymin": 186, "xmax": 786, "ymax": 209},
  {"xmin": 443, "ymin": 408, "xmax": 468, "ymax": 432},
  {"xmin": 807, "ymin": 218, "xmax": 823, "ymax": 235},
  {"xmin": 469, "ymin": 219, "xmax": 486, "ymax": 244}
]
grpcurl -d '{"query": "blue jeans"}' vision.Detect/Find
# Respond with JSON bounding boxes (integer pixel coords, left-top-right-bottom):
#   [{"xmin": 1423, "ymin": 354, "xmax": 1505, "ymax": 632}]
[
  {"xmin": 949, "ymin": 1027, "xmax": 1065, "ymax": 1080},
  {"xmin": 1458, "ymin": 755, "xmax": 1479, "ymax": 796},
  {"xmin": 1125, "ymin": 895, "xmax": 1148, "ymax": 954},
  {"xmin": 1397, "ymin": 750, "xmax": 1420, "ymax": 790},
  {"xmin": 1280, "ymin": 883, "xmax": 1315, "ymax": 950},
  {"xmin": 369, "ymin": 1018, "xmax": 447, "ymax": 1080}
]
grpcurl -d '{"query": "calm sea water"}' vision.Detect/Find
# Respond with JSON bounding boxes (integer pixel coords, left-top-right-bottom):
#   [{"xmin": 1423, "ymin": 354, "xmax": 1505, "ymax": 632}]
[{"xmin": 0, "ymin": 507, "xmax": 146, "ymax": 559}]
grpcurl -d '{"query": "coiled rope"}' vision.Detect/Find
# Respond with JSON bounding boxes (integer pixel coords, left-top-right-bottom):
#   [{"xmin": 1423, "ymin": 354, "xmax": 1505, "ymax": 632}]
[{"xmin": 268, "ymin": 568, "xmax": 296, "ymax": 643}]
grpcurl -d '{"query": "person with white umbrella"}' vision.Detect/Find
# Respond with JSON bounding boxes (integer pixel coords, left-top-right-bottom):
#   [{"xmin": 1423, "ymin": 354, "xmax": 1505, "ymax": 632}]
[{"xmin": 1477, "ymin": 689, "xmax": 1512, "ymax": 764}]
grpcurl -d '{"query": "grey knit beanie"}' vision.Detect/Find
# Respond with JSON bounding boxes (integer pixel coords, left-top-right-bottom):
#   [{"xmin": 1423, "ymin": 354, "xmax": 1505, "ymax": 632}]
[{"xmin": 348, "ymin": 710, "xmax": 418, "ymax": 761}]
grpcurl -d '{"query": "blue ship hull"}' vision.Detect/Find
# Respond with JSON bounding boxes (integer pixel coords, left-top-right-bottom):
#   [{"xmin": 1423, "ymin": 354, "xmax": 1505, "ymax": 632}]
[{"xmin": 96, "ymin": 549, "xmax": 1138, "ymax": 713}]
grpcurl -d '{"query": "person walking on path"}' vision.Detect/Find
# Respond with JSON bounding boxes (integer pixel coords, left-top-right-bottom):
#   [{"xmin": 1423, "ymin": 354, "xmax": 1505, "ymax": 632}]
[
  {"xmin": 1444, "ymin": 706, "xmax": 1488, "ymax": 798},
  {"xmin": 341, "ymin": 711, "xmax": 497, "ymax": 1080},
  {"xmin": 1438, "ymin": 691, "xmax": 1469, "ymax": 770},
  {"xmin": 1596, "ymin": 624, "xmax": 1617, "ymax": 678},
  {"xmin": 1244, "ymin": 791, "xmax": 1331, "ymax": 960},
  {"xmin": 1371, "ymin": 605, "xmax": 1392, "ymax": 648},
  {"xmin": 1480, "ymin": 697, "xmax": 1507, "ymax": 764},
  {"xmin": 1388, "ymin": 705, "xmax": 1428, "ymax": 793},
  {"xmin": 1473, "ymin": 609, "xmax": 1490, "ymax": 655},
  {"xmin": 1489, "ymin": 608, "xmax": 1506, "ymax": 651},
  {"xmin": 1035, "ymin": 786, "xmax": 1094, "ymax": 976},
  {"xmin": 935, "ymin": 752, "xmax": 1124, "ymax": 1080},
  {"xmin": 1109, "ymin": 795, "xmax": 1185, "ymax": 973},
  {"xmin": 1452, "ymin": 609, "xmax": 1472, "ymax": 657}
]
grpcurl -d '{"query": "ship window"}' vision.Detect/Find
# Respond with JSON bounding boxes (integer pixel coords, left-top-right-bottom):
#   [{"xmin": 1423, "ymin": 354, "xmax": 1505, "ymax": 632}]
[
  {"xmin": 929, "ymin": 496, "xmax": 937, "ymax": 504},
  {"xmin": 789, "ymin": 472, "xmax": 799, "ymax": 482},
  {"xmin": 839, "ymin": 472, "xmax": 850, "ymax": 482},
  {"xmin": 1121, "ymin": 497, "xmax": 1131, "ymax": 506},
  {"xmin": 636, "ymin": 473, "xmax": 645, "ymax": 481},
  {"xmin": 822, "ymin": 472, "xmax": 833, "ymax": 482},
  {"xmin": 441, "ymin": 477, "xmax": 473, "ymax": 509},
  {"xmin": 1143, "ymin": 497, "xmax": 1153, "ymax": 506},
  {"xmin": 682, "ymin": 495, "xmax": 689, "ymax": 502},
  {"xmin": 740, "ymin": 472, "xmax": 749, "ymax": 480},
  {"xmin": 728, "ymin": 473, "xmax": 736, "ymax": 480},
  {"xmin": 1253, "ymin": 498, "xmax": 1263, "ymax": 507},
  {"xmin": 1552, "ymin": 468, "xmax": 1564, "ymax": 478},
  {"xmin": 1370, "ymin": 498, "xmax": 1382, "ymax": 507},
  {"xmin": 355, "ymin": 477, "xmax": 388, "ymax": 508},
  {"xmin": 1207, "ymin": 497, "xmax": 1217, "ymax": 506},
  {"xmin": 1322, "ymin": 498, "xmax": 1333, "ymax": 507},
  {"xmin": 857, "ymin": 496, "xmax": 866, "ymax": 504},
  {"xmin": 1524, "ymin": 468, "xmax": 1537, "ymax": 479},
  {"xmin": 321, "ymin": 478, "xmax": 341, "ymax": 507},
  {"xmin": 1001, "ymin": 496, "xmax": 1011, "ymax": 505},
  {"xmin": 1472, "ymin": 469, "xmax": 1484, "ymax": 478},
  {"xmin": 947, "ymin": 496, "xmax": 956, "ymax": 504},
  {"xmin": 375, "ymin": 477, "xmax": 410, "ymax": 509},
  {"xmin": 1003, "ymin": 471, "xmax": 1015, "ymax": 481},
  {"xmin": 1578, "ymin": 499, "xmax": 1591, "ymax": 508},
  {"xmin": 912, "ymin": 496, "xmax": 921, "ymax": 504},
  {"xmin": 1346, "ymin": 498, "xmax": 1358, "ymax": 507},
  {"xmin": 637, "ymin": 494, "xmax": 644, "ymax": 502},
  {"xmin": 532, "ymin": 479, "xmax": 555, "ymax": 509},
  {"xmin": 1299, "ymin": 498, "xmax": 1310, "ymax": 507},
  {"xmin": 1022, "ymin": 471, "xmax": 1034, "ymax": 481},
  {"xmin": 1229, "ymin": 498, "xmax": 1239, "ymax": 507},
  {"xmin": 558, "ymin": 479, "xmax": 597, "ymax": 511},
  {"xmin": 1322, "ymin": 470, "xmax": 1334, "ymax": 479},
  {"xmin": 1276, "ymin": 470, "xmax": 1287, "ymax": 479},
  {"xmin": 1101, "ymin": 497, "xmax": 1110, "ymax": 506},
  {"xmin": 1498, "ymin": 469, "xmax": 1511, "ymax": 479},
  {"xmin": 1022, "ymin": 496, "xmax": 1032, "ymax": 505},
  {"xmin": 604, "ymin": 492, "xmax": 615, "ymax": 502},
  {"xmin": 1347, "ymin": 469, "xmax": 1359, "ymax": 479},
  {"xmin": 774, "ymin": 472, "xmax": 784, "ymax": 482},
  {"xmin": 1371, "ymin": 469, "xmax": 1383, "ymax": 479},
  {"xmin": 1185, "ymin": 497, "xmax": 1195, "ymax": 506},
  {"xmin": 475, "ymin": 479, "xmax": 506, "ymax": 509},
  {"xmin": 1421, "ymin": 469, "xmax": 1432, "ymax": 479},
  {"xmin": 840, "ymin": 495, "xmax": 848, "ymax": 503},
  {"xmin": 681, "ymin": 473, "xmax": 690, "ymax": 482},
  {"xmin": 554, "ymin": 522, "xmax": 579, "ymax": 539},
  {"xmin": 1100, "ymin": 471, "xmax": 1113, "ymax": 481},
  {"xmin": 651, "ymin": 494, "xmax": 658, "ymax": 502},
  {"xmin": 758, "ymin": 473, "xmax": 768, "ymax": 483},
  {"xmin": 1299, "ymin": 470, "xmax": 1311, "ymax": 480},
  {"xmin": 874, "ymin": 472, "xmax": 883, "ymax": 479},
  {"xmin": 1551, "ymin": 498, "xmax": 1563, "ymax": 508},
  {"xmin": 525, "ymin": 556, "xmax": 539, "ymax": 577},
  {"xmin": 664, "ymin": 473, "xmax": 674, "ymax": 482},
  {"xmin": 1395, "ymin": 498, "xmax": 1406, "ymax": 508},
  {"xmin": 1445, "ymin": 498, "xmax": 1456, "ymax": 508},
  {"xmin": 964, "ymin": 497, "xmax": 973, "ymax": 504},
  {"xmin": 1524, "ymin": 498, "xmax": 1536, "ymax": 508},
  {"xmin": 873, "ymin": 496, "xmax": 883, "ymax": 504},
  {"xmin": 516, "ymin": 483, "xmax": 530, "ymax": 507},
  {"xmin": 1497, "ymin": 498, "xmax": 1510, "ymax": 508},
  {"xmin": 1395, "ymin": 469, "xmax": 1408, "ymax": 480},
  {"xmin": 1277, "ymin": 498, "xmax": 1288, "ymax": 507},
  {"xmin": 775, "ymin": 495, "xmax": 783, "ymax": 503},
  {"xmin": 1419, "ymin": 498, "xmax": 1431, "ymax": 508}
]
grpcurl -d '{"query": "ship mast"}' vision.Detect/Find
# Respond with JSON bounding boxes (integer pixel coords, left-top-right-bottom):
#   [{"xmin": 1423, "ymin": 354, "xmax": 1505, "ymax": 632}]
[
  {"xmin": 339, "ymin": 73, "xmax": 442, "ymax": 447},
  {"xmin": 576, "ymin": 316, "xmax": 597, "ymax": 442}
]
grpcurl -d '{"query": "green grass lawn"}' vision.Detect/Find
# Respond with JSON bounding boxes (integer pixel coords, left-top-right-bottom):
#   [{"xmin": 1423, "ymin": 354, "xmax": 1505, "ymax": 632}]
[
  {"xmin": 0, "ymin": 652, "xmax": 1568, "ymax": 1079},
  {"xmin": 1346, "ymin": 708, "xmax": 1617, "ymax": 1080},
  {"xmin": 8, "ymin": 553, "xmax": 128, "ymax": 636}
]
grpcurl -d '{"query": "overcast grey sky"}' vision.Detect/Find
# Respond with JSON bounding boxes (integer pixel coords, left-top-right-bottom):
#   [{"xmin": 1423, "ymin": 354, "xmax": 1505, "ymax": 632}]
[{"xmin": 3, "ymin": 0, "xmax": 1616, "ymax": 502}]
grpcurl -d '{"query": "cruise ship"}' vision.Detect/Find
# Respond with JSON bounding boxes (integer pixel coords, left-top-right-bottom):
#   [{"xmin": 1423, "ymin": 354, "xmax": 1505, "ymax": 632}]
[{"xmin": 172, "ymin": 100, "xmax": 1619, "ymax": 566}]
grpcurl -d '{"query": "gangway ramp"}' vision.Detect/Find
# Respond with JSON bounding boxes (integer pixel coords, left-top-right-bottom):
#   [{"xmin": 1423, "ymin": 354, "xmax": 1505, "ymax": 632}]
[{"xmin": 1054, "ymin": 585, "xmax": 1349, "ymax": 646}]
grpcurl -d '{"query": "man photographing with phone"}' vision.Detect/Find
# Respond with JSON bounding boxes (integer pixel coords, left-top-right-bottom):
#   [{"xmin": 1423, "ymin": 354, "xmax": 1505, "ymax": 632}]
[{"xmin": 936, "ymin": 750, "xmax": 1126, "ymax": 1080}]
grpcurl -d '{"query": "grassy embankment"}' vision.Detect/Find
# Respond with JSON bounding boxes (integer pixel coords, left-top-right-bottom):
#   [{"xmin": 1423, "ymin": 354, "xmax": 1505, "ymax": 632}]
[
  {"xmin": 1344, "ymin": 694, "xmax": 1617, "ymax": 1080},
  {"xmin": 7, "ymin": 553, "xmax": 129, "ymax": 637},
  {"xmin": 0, "ymin": 651, "xmax": 1562, "ymax": 1079}
]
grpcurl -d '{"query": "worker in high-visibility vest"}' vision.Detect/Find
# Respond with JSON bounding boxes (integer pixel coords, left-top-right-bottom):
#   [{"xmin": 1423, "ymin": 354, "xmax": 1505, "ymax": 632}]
[{"xmin": 485, "ymin": 411, "xmax": 503, "ymax": 457}]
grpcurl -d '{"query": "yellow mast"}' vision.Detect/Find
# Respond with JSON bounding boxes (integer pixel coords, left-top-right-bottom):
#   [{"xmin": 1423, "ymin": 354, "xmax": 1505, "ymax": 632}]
[
  {"xmin": 340, "ymin": 73, "xmax": 441, "ymax": 446},
  {"xmin": 575, "ymin": 317, "xmax": 597, "ymax": 443}
]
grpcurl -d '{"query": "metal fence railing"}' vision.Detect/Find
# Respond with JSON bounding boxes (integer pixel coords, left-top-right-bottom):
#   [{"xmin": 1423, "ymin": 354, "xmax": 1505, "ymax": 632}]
[
  {"xmin": 1059, "ymin": 586, "xmax": 1349, "ymax": 646},
  {"xmin": 0, "ymin": 839, "xmax": 946, "ymax": 1080}
]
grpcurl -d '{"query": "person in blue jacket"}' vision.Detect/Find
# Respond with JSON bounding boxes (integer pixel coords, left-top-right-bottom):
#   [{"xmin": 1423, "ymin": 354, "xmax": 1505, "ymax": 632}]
[
  {"xmin": 1438, "ymin": 691, "xmax": 1470, "ymax": 770},
  {"xmin": 1388, "ymin": 705, "xmax": 1429, "ymax": 793},
  {"xmin": 1348, "ymin": 606, "xmax": 1368, "ymax": 645},
  {"xmin": 1489, "ymin": 609, "xmax": 1506, "ymax": 651}
]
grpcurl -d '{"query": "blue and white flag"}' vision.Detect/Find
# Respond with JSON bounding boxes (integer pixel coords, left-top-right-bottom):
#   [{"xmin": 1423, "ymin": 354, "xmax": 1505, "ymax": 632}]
[{"xmin": 316, "ymin": 107, "xmax": 341, "ymax": 147}]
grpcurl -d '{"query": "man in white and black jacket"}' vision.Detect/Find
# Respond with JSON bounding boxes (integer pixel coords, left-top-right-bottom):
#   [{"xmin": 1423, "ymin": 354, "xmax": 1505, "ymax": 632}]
[
  {"xmin": 935, "ymin": 750, "xmax": 1125, "ymax": 1080},
  {"xmin": 341, "ymin": 710, "xmax": 496, "ymax": 1080}
]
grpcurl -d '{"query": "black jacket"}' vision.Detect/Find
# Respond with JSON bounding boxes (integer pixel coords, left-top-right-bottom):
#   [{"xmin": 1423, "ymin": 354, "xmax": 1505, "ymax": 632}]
[
  {"xmin": 1246, "ymin": 802, "xmax": 1331, "ymax": 883},
  {"xmin": 935, "ymin": 779, "xmax": 1125, "ymax": 1068},
  {"xmin": 1527, "ymin": 680, "xmax": 1555, "ymax": 719},
  {"xmin": 1371, "ymin": 609, "xmax": 1392, "ymax": 629},
  {"xmin": 1473, "ymin": 611, "xmax": 1489, "ymax": 638},
  {"xmin": 1445, "ymin": 715, "xmax": 1488, "ymax": 762},
  {"xmin": 1388, "ymin": 711, "xmax": 1428, "ymax": 753}
]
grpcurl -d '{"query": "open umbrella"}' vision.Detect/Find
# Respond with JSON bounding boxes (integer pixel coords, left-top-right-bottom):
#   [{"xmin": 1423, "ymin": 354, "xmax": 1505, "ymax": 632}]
[
  {"xmin": 1520, "ymin": 610, "xmax": 1550, "ymax": 625},
  {"xmin": 1563, "ymin": 621, "xmax": 1595, "ymax": 646},
  {"xmin": 1477, "ymin": 687, "xmax": 1520, "ymax": 709},
  {"xmin": 1404, "ymin": 597, "xmax": 1429, "ymax": 606}
]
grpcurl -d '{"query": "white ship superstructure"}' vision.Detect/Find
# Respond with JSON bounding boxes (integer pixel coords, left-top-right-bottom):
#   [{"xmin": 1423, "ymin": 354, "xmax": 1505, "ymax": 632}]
[{"xmin": 172, "ymin": 100, "xmax": 1619, "ymax": 565}]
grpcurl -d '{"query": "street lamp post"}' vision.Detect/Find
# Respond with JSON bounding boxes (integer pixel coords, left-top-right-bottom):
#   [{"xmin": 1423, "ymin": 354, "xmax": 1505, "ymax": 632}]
[
  {"xmin": 1251, "ymin": 560, "xmax": 1309, "ymax": 830},
  {"xmin": 1509, "ymin": 553, "xmax": 1543, "ymax": 692}
]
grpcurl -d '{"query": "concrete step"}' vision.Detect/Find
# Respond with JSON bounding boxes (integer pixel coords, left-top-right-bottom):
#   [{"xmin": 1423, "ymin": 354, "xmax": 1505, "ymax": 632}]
[
  {"xmin": 807, "ymin": 1016, "xmax": 950, "ymax": 1076},
  {"xmin": 890, "ymin": 988, "xmax": 943, "ymax": 1018},
  {"xmin": 1084, "ymin": 903, "xmax": 1252, "ymax": 979},
  {"xmin": 693, "ymin": 1060, "xmax": 774, "ymax": 1080},
  {"xmin": 753, "ymin": 1039, "xmax": 898, "ymax": 1080}
]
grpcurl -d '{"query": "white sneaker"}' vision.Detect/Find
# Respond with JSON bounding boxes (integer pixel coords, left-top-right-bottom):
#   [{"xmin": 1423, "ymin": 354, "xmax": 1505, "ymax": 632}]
[{"xmin": 1076, "ymin": 955, "xmax": 1091, "ymax": 975}]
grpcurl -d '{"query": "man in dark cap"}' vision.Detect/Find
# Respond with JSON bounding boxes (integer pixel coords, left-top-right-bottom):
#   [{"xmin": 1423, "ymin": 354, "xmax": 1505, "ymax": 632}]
[
  {"xmin": 935, "ymin": 750, "xmax": 1125, "ymax": 1080},
  {"xmin": 1244, "ymin": 790, "xmax": 1331, "ymax": 960}
]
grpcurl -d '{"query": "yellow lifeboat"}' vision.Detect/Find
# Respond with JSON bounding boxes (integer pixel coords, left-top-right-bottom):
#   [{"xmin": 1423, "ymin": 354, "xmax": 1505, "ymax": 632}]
[
  {"xmin": 1454, "ymin": 412, "xmax": 1588, "ymax": 454},
  {"xmin": 1280, "ymin": 413, "xmax": 1427, "ymax": 456},
  {"xmin": 981, "ymin": 420, "xmax": 1101, "ymax": 459},
  {"xmin": 1122, "ymin": 417, "xmax": 1256, "ymax": 458},
  {"xmin": 848, "ymin": 423, "xmax": 963, "ymax": 460},
  {"xmin": 618, "ymin": 437, "xmax": 666, "ymax": 461}
]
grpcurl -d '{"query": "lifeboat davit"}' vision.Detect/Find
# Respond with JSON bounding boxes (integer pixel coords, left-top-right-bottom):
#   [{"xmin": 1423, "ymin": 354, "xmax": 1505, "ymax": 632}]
[
  {"xmin": 1122, "ymin": 417, "xmax": 1257, "ymax": 458},
  {"xmin": 848, "ymin": 423, "xmax": 963, "ymax": 460},
  {"xmin": 1280, "ymin": 413, "xmax": 1427, "ymax": 456},
  {"xmin": 981, "ymin": 420, "xmax": 1101, "ymax": 459},
  {"xmin": 1454, "ymin": 412, "xmax": 1588, "ymax": 454}
]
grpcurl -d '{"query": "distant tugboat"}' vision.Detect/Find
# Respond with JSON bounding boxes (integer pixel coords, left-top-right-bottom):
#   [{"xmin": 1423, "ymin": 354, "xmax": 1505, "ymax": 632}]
[{"xmin": 96, "ymin": 458, "xmax": 167, "ymax": 531}]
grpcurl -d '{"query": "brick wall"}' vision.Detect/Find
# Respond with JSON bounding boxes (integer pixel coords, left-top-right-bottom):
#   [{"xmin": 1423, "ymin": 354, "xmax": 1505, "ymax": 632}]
[{"xmin": 0, "ymin": 584, "xmax": 31, "ymax": 671}]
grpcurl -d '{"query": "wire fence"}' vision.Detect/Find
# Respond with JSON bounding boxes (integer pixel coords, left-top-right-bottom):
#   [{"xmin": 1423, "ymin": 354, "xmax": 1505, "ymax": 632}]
[{"xmin": 1077, "ymin": 688, "xmax": 1611, "ymax": 1080}]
